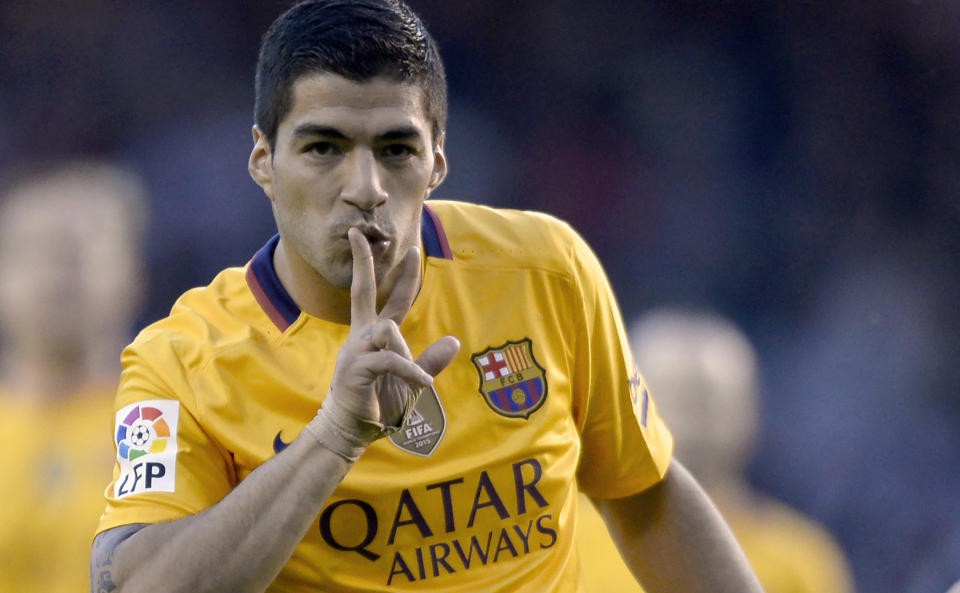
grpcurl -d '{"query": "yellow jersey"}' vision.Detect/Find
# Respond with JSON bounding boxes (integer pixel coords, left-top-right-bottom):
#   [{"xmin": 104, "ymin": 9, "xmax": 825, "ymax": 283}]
[
  {"xmin": 576, "ymin": 492, "xmax": 854, "ymax": 593},
  {"xmin": 0, "ymin": 386, "xmax": 116, "ymax": 593},
  {"xmin": 97, "ymin": 201, "xmax": 673, "ymax": 592}
]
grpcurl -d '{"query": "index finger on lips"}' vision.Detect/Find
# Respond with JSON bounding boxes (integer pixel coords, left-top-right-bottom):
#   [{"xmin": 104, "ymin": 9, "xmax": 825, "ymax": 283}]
[
  {"xmin": 348, "ymin": 227, "xmax": 377, "ymax": 331},
  {"xmin": 378, "ymin": 246, "xmax": 420, "ymax": 326}
]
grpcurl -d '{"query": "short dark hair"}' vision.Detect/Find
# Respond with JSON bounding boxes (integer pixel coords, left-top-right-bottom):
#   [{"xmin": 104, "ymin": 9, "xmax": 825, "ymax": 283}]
[{"xmin": 254, "ymin": 0, "xmax": 447, "ymax": 148}]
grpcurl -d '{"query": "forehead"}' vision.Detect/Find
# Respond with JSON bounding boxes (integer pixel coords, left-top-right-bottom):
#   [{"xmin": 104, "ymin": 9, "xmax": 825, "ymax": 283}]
[
  {"xmin": 1, "ymin": 187, "xmax": 124, "ymax": 238},
  {"xmin": 280, "ymin": 73, "xmax": 430, "ymax": 139}
]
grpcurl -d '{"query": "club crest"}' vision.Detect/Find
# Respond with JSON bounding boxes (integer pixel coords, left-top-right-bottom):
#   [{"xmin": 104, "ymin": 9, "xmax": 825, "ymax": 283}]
[{"xmin": 471, "ymin": 338, "xmax": 547, "ymax": 419}]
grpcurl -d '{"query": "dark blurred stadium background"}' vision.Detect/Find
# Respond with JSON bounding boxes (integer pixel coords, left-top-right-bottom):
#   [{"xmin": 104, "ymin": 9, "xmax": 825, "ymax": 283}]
[{"xmin": 1, "ymin": 2, "xmax": 958, "ymax": 591}]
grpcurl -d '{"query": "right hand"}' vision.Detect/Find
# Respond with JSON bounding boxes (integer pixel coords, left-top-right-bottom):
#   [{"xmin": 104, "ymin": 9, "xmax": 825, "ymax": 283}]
[{"xmin": 306, "ymin": 227, "xmax": 460, "ymax": 461}]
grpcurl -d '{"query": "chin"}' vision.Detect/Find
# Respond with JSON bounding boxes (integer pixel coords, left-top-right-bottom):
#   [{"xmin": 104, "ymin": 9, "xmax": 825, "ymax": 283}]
[
  {"xmin": 309, "ymin": 258, "xmax": 353, "ymax": 291},
  {"xmin": 312, "ymin": 252, "xmax": 395, "ymax": 292}
]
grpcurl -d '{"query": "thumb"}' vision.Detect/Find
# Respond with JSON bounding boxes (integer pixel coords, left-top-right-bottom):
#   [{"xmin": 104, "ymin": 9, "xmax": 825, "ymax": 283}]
[{"xmin": 415, "ymin": 336, "xmax": 460, "ymax": 378}]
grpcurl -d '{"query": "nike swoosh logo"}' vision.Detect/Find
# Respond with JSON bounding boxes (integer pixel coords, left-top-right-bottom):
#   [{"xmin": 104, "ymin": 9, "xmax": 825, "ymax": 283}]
[{"xmin": 273, "ymin": 431, "xmax": 291, "ymax": 454}]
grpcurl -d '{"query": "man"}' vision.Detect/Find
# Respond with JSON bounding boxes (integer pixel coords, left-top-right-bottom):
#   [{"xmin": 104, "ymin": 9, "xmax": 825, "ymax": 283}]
[
  {"xmin": 91, "ymin": 2, "xmax": 763, "ymax": 591},
  {"xmin": 577, "ymin": 309, "xmax": 853, "ymax": 593},
  {"xmin": 0, "ymin": 161, "xmax": 146, "ymax": 593}
]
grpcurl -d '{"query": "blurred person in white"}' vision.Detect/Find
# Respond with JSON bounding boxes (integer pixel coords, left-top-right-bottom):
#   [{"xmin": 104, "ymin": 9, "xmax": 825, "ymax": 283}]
[
  {"xmin": 577, "ymin": 308, "xmax": 854, "ymax": 593},
  {"xmin": 0, "ymin": 161, "xmax": 147, "ymax": 593}
]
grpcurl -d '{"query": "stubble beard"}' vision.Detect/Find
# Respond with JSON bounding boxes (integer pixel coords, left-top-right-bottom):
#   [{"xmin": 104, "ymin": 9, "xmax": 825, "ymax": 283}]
[
  {"xmin": 307, "ymin": 230, "xmax": 402, "ymax": 292},
  {"xmin": 280, "ymin": 206, "xmax": 420, "ymax": 298}
]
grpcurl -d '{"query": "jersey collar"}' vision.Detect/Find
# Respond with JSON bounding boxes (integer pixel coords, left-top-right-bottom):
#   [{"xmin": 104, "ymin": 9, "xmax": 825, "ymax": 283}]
[{"xmin": 246, "ymin": 204, "xmax": 452, "ymax": 332}]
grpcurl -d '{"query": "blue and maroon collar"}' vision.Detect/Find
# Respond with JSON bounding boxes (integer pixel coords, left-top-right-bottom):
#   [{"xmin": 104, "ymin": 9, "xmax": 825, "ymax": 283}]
[
  {"xmin": 420, "ymin": 203, "xmax": 453, "ymax": 260},
  {"xmin": 246, "ymin": 204, "xmax": 452, "ymax": 331},
  {"xmin": 245, "ymin": 234, "xmax": 299, "ymax": 332}
]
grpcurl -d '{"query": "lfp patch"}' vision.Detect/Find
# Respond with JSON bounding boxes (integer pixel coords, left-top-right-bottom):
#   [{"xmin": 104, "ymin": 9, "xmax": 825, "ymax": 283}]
[
  {"xmin": 471, "ymin": 338, "xmax": 547, "ymax": 419},
  {"xmin": 113, "ymin": 400, "xmax": 179, "ymax": 499}
]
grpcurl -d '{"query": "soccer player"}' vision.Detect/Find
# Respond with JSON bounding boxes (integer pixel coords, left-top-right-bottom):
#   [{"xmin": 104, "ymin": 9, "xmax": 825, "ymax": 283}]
[
  {"xmin": 90, "ymin": 2, "xmax": 763, "ymax": 592},
  {"xmin": 0, "ymin": 161, "xmax": 147, "ymax": 593},
  {"xmin": 577, "ymin": 309, "xmax": 854, "ymax": 593}
]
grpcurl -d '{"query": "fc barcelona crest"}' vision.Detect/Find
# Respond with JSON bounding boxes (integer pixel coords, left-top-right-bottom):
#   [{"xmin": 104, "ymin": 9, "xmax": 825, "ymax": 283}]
[{"xmin": 471, "ymin": 338, "xmax": 547, "ymax": 419}]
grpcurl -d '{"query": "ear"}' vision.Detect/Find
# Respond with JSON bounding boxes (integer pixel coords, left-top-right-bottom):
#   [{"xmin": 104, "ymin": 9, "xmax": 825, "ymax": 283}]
[
  {"xmin": 248, "ymin": 125, "xmax": 275, "ymax": 200},
  {"xmin": 427, "ymin": 132, "xmax": 448, "ymax": 193}
]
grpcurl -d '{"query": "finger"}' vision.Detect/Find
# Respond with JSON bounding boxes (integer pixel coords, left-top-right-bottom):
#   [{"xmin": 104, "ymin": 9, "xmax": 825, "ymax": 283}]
[
  {"xmin": 378, "ymin": 246, "xmax": 420, "ymax": 325},
  {"xmin": 361, "ymin": 351, "xmax": 434, "ymax": 387},
  {"xmin": 348, "ymin": 227, "xmax": 377, "ymax": 331},
  {"xmin": 415, "ymin": 336, "xmax": 461, "ymax": 378},
  {"xmin": 369, "ymin": 319, "xmax": 414, "ymax": 360}
]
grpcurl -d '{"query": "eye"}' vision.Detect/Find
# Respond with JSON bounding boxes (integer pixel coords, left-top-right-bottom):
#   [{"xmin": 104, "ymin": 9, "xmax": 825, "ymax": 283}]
[
  {"xmin": 306, "ymin": 141, "xmax": 341, "ymax": 156},
  {"xmin": 380, "ymin": 144, "xmax": 415, "ymax": 159}
]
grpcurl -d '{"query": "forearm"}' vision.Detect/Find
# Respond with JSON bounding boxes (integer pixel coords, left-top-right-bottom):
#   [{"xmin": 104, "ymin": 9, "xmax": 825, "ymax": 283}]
[
  {"xmin": 595, "ymin": 460, "xmax": 763, "ymax": 593},
  {"xmin": 107, "ymin": 433, "xmax": 353, "ymax": 593}
]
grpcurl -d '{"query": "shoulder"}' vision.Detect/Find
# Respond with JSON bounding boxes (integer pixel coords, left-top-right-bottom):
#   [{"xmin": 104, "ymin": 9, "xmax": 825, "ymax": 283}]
[
  {"xmin": 729, "ymin": 495, "xmax": 854, "ymax": 592},
  {"xmin": 426, "ymin": 200, "xmax": 591, "ymax": 276},
  {"xmin": 730, "ymin": 495, "xmax": 850, "ymax": 563},
  {"xmin": 124, "ymin": 264, "xmax": 273, "ymax": 375}
]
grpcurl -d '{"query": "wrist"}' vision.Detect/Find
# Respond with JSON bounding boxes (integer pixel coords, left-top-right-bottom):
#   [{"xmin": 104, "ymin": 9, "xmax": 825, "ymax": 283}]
[{"xmin": 304, "ymin": 398, "xmax": 382, "ymax": 463}]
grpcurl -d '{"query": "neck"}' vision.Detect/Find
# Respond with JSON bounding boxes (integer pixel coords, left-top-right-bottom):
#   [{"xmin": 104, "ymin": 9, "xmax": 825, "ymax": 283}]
[
  {"xmin": 273, "ymin": 237, "xmax": 353, "ymax": 324},
  {"xmin": 690, "ymin": 464, "xmax": 755, "ymax": 511},
  {"xmin": 1, "ymin": 330, "xmax": 124, "ymax": 401},
  {"xmin": 2, "ymin": 349, "xmax": 92, "ymax": 401}
]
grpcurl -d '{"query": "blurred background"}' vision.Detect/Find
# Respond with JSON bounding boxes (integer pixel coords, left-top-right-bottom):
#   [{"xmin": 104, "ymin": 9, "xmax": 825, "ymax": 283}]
[{"xmin": 1, "ymin": 1, "xmax": 957, "ymax": 592}]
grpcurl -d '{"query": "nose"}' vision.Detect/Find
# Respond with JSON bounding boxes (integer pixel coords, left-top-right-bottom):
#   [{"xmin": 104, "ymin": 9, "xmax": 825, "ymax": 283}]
[{"xmin": 340, "ymin": 148, "xmax": 388, "ymax": 211}]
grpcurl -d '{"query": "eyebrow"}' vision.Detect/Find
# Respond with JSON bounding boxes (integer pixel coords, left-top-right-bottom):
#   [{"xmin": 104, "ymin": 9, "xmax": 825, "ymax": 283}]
[
  {"xmin": 376, "ymin": 127, "xmax": 422, "ymax": 142},
  {"xmin": 292, "ymin": 124, "xmax": 423, "ymax": 143},
  {"xmin": 292, "ymin": 124, "xmax": 347, "ymax": 140}
]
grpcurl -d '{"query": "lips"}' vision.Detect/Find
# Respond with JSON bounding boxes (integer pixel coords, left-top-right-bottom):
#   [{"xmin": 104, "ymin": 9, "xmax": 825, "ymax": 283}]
[
  {"xmin": 349, "ymin": 224, "xmax": 391, "ymax": 257},
  {"xmin": 353, "ymin": 224, "xmax": 387, "ymax": 243}
]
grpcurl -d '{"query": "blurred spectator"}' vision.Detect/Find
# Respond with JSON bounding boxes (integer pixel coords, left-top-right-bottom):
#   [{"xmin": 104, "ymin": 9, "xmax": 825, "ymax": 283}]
[
  {"xmin": 755, "ymin": 237, "xmax": 960, "ymax": 593},
  {"xmin": 575, "ymin": 492, "xmax": 645, "ymax": 593},
  {"xmin": 577, "ymin": 308, "xmax": 854, "ymax": 593},
  {"xmin": 0, "ymin": 161, "xmax": 147, "ymax": 592}
]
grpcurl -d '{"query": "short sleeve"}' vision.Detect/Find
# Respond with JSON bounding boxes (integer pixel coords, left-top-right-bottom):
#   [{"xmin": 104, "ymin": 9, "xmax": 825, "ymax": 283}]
[
  {"xmin": 565, "ymin": 228, "xmax": 673, "ymax": 499},
  {"xmin": 95, "ymin": 332, "xmax": 236, "ymax": 535}
]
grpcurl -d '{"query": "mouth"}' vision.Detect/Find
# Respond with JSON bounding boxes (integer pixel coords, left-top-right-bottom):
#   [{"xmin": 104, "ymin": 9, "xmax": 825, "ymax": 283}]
[{"xmin": 348, "ymin": 224, "xmax": 391, "ymax": 257}]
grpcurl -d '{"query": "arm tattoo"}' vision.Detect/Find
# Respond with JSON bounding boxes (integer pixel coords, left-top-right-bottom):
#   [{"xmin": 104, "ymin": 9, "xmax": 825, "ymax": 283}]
[{"xmin": 90, "ymin": 524, "xmax": 147, "ymax": 593}]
